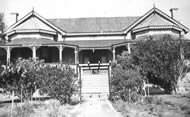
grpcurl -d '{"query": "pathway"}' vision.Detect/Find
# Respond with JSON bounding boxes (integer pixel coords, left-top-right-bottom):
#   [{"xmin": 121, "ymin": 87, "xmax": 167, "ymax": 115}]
[{"xmin": 72, "ymin": 99, "xmax": 122, "ymax": 117}]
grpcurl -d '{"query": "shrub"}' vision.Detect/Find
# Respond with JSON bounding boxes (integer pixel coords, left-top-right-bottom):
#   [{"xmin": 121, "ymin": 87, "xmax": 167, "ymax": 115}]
[
  {"xmin": 0, "ymin": 58, "xmax": 78, "ymax": 104},
  {"xmin": 38, "ymin": 64, "xmax": 78, "ymax": 104},
  {"xmin": 0, "ymin": 58, "xmax": 43, "ymax": 101},
  {"xmin": 110, "ymin": 52, "xmax": 143, "ymax": 102},
  {"xmin": 0, "ymin": 59, "xmax": 79, "ymax": 116}
]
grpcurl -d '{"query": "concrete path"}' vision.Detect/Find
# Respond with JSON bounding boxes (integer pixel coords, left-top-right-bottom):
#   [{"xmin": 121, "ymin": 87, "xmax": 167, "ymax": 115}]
[{"xmin": 72, "ymin": 99, "xmax": 122, "ymax": 117}]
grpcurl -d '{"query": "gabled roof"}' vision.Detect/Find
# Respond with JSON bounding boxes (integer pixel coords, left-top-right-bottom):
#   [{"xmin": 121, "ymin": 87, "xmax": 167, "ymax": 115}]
[
  {"xmin": 124, "ymin": 7, "xmax": 189, "ymax": 34},
  {"xmin": 4, "ymin": 7, "xmax": 189, "ymax": 36},
  {"xmin": 5, "ymin": 10, "xmax": 65, "ymax": 35},
  {"xmin": 48, "ymin": 17, "xmax": 139, "ymax": 33},
  {"xmin": 14, "ymin": 16, "xmax": 55, "ymax": 31},
  {"xmin": 134, "ymin": 13, "xmax": 175, "ymax": 29}
]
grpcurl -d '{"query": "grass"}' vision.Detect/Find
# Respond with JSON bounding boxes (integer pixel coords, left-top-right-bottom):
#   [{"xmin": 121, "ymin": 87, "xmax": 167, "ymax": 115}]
[
  {"xmin": 112, "ymin": 94, "xmax": 190, "ymax": 117},
  {"xmin": 1, "ymin": 93, "xmax": 190, "ymax": 117},
  {"xmin": 0, "ymin": 99, "xmax": 79, "ymax": 117},
  {"xmin": 0, "ymin": 91, "xmax": 81, "ymax": 117}
]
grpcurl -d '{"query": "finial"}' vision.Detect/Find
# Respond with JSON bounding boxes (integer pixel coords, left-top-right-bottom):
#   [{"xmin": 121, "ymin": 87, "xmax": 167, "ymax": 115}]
[
  {"xmin": 31, "ymin": 6, "xmax": 35, "ymax": 17},
  {"xmin": 153, "ymin": 2, "xmax": 156, "ymax": 8},
  {"xmin": 32, "ymin": 6, "xmax": 34, "ymax": 12}
]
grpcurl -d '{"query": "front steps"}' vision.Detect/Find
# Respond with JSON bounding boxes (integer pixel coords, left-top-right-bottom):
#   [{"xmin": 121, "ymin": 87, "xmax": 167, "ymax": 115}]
[
  {"xmin": 81, "ymin": 93, "xmax": 109, "ymax": 100},
  {"xmin": 81, "ymin": 69, "xmax": 110, "ymax": 100}
]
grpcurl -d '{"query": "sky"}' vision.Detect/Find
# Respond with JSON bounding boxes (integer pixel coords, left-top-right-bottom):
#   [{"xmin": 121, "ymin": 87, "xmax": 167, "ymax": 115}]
[{"xmin": 0, "ymin": 0, "xmax": 190, "ymax": 37}]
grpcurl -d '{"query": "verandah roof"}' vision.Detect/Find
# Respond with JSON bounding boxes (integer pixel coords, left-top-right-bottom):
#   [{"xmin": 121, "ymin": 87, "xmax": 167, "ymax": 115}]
[
  {"xmin": 4, "ymin": 34, "xmax": 185, "ymax": 48},
  {"xmin": 5, "ymin": 38, "xmax": 133, "ymax": 49},
  {"xmin": 64, "ymin": 40, "xmax": 129, "ymax": 49},
  {"xmin": 5, "ymin": 38, "xmax": 57, "ymax": 46}
]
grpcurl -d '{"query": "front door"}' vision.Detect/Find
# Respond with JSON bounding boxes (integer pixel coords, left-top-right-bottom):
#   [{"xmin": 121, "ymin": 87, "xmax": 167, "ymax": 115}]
[
  {"xmin": 90, "ymin": 54, "xmax": 101, "ymax": 63},
  {"xmin": 81, "ymin": 50, "xmax": 110, "ymax": 64},
  {"xmin": 83, "ymin": 50, "xmax": 101, "ymax": 63}
]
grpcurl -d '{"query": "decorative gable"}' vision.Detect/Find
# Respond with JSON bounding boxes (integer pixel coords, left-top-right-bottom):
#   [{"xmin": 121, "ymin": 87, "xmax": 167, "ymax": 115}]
[
  {"xmin": 4, "ymin": 11, "xmax": 66, "ymax": 42},
  {"xmin": 122, "ymin": 7, "xmax": 189, "ymax": 38},
  {"xmin": 5, "ymin": 10, "xmax": 65, "ymax": 37},
  {"xmin": 14, "ymin": 16, "xmax": 55, "ymax": 31},
  {"xmin": 134, "ymin": 13, "xmax": 176, "ymax": 29},
  {"xmin": 124, "ymin": 7, "xmax": 188, "ymax": 37}
]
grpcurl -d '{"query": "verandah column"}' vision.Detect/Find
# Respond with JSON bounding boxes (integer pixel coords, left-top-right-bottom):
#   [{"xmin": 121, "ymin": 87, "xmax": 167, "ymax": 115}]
[
  {"xmin": 59, "ymin": 45, "xmax": 63, "ymax": 63},
  {"xmin": 74, "ymin": 48, "xmax": 78, "ymax": 64},
  {"xmin": 127, "ymin": 43, "xmax": 131, "ymax": 54},
  {"xmin": 6, "ymin": 46, "xmax": 11, "ymax": 64},
  {"xmin": 112, "ymin": 47, "xmax": 116, "ymax": 62},
  {"xmin": 32, "ymin": 46, "xmax": 36, "ymax": 61}
]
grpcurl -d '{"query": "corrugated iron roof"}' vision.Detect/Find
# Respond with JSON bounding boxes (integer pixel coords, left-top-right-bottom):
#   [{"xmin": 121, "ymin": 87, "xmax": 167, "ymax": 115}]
[
  {"xmin": 5, "ymin": 38, "xmax": 132, "ymax": 48},
  {"xmin": 6, "ymin": 38, "xmax": 56, "ymax": 46},
  {"xmin": 48, "ymin": 17, "xmax": 140, "ymax": 33}
]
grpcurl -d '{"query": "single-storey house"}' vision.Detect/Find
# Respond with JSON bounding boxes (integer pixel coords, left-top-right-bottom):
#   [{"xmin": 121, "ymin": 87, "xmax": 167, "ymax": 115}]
[{"xmin": 1, "ymin": 7, "xmax": 189, "ymax": 97}]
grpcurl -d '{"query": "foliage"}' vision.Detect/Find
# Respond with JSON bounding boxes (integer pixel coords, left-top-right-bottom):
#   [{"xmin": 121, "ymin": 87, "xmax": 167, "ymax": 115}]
[
  {"xmin": 0, "ymin": 58, "xmax": 78, "ymax": 104},
  {"xmin": 110, "ymin": 52, "xmax": 143, "ymax": 102},
  {"xmin": 0, "ymin": 49, "xmax": 7, "ymax": 65},
  {"xmin": 183, "ymin": 41, "xmax": 190, "ymax": 59},
  {"xmin": 12, "ymin": 102, "xmax": 35, "ymax": 117},
  {"xmin": 0, "ymin": 13, "xmax": 5, "ymax": 65},
  {"xmin": 0, "ymin": 13, "xmax": 5, "ymax": 33},
  {"xmin": 37, "ymin": 64, "xmax": 78, "ymax": 104},
  {"xmin": 132, "ymin": 35, "xmax": 186, "ymax": 93},
  {"xmin": 0, "ymin": 58, "xmax": 42, "ymax": 100}
]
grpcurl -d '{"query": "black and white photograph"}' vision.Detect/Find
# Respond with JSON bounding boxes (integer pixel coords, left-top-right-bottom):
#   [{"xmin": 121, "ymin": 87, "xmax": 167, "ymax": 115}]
[{"xmin": 0, "ymin": 0, "xmax": 190, "ymax": 116}]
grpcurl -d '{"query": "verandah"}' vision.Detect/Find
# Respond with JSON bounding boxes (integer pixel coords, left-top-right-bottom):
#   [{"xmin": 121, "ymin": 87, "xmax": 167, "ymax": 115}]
[{"xmin": 0, "ymin": 43, "xmax": 131, "ymax": 65}]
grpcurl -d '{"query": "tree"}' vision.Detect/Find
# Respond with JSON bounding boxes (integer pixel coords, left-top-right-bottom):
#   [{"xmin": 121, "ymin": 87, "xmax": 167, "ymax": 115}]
[
  {"xmin": 0, "ymin": 13, "xmax": 5, "ymax": 34},
  {"xmin": 132, "ymin": 35, "xmax": 186, "ymax": 93},
  {"xmin": 0, "ymin": 13, "xmax": 5, "ymax": 65}
]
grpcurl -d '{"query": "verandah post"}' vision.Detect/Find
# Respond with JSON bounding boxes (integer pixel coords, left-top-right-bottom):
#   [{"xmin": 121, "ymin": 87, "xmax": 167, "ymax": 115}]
[
  {"xmin": 59, "ymin": 45, "xmax": 63, "ymax": 63},
  {"xmin": 127, "ymin": 43, "xmax": 131, "ymax": 54},
  {"xmin": 79, "ymin": 66, "xmax": 82, "ymax": 103},
  {"xmin": 74, "ymin": 48, "xmax": 78, "ymax": 64},
  {"xmin": 32, "ymin": 46, "xmax": 36, "ymax": 61},
  {"xmin": 6, "ymin": 46, "xmax": 11, "ymax": 64},
  {"xmin": 108, "ymin": 61, "xmax": 112, "ymax": 97},
  {"xmin": 112, "ymin": 47, "xmax": 116, "ymax": 62}
]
